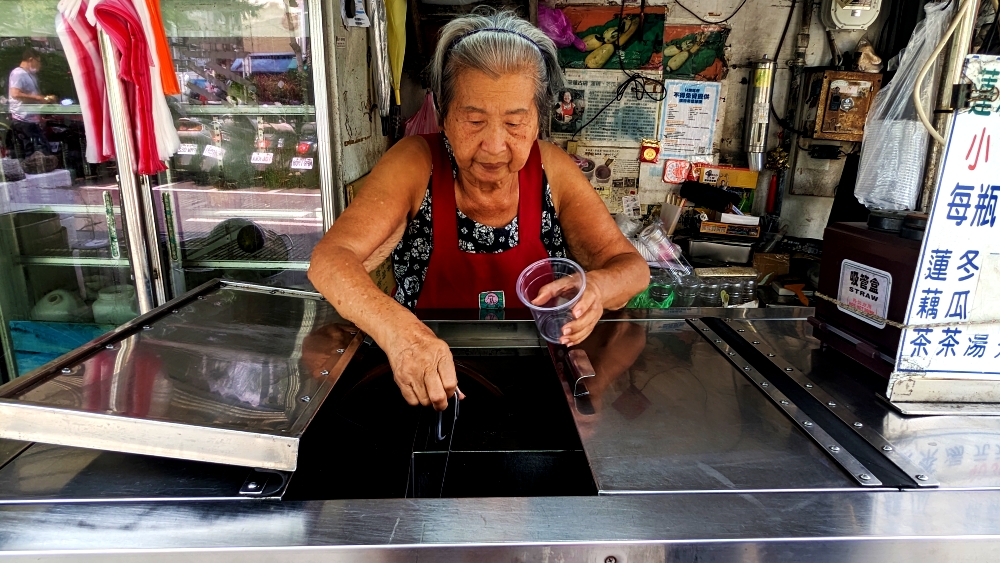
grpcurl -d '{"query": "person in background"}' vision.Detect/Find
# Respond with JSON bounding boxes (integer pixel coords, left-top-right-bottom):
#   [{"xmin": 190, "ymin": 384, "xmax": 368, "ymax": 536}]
[{"xmin": 8, "ymin": 48, "xmax": 58, "ymax": 165}]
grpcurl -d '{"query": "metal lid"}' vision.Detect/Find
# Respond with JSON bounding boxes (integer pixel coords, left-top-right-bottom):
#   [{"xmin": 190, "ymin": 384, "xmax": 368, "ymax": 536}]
[{"xmin": 0, "ymin": 281, "xmax": 362, "ymax": 471}]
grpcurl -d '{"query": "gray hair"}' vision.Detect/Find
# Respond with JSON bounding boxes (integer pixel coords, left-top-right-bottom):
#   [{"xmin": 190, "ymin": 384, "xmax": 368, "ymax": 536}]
[{"xmin": 430, "ymin": 10, "xmax": 563, "ymax": 129}]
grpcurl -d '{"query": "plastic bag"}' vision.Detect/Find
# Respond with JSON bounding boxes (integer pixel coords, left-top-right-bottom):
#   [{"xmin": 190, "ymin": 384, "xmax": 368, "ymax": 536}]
[
  {"xmin": 404, "ymin": 91, "xmax": 440, "ymax": 137},
  {"xmin": 855, "ymin": 1, "xmax": 954, "ymax": 211},
  {"xmin": 538, "ymin": 6, "xmax": 585, "ymax": 51}
]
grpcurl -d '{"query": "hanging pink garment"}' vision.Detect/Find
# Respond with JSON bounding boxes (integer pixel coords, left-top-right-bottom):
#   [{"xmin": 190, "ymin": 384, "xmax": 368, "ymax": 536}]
[
  {"xmin": 130, "ymin": 0, "xmax": 180, "ymax": 159},
  {"xmin": 87, "ymin": 0, "xmax": 165, "ymax": 174},
  {"xmin": 56, "ymin": 1, "xmax": 114, "ymax": 163}
]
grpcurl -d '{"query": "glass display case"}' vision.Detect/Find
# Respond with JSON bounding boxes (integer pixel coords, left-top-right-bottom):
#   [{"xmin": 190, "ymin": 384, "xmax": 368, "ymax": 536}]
[
  {"xmin": 1, "ymin": 12, "xmax": 136, "ymax": 378},
  {"xmin": 151, "ymin": 0, "xmax": 329, "ymax": 295},
  {"xmin": 0, "ymin": 0, "xmax": 337, "ymax": 381}
]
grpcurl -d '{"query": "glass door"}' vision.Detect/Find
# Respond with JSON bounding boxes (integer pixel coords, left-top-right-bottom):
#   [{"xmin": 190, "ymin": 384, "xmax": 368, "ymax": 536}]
[
  {"xmin": 151, "ymin": 0, "xmax": 332, "ymax": 296},
  {"xmin": 1, "ymin": 12, "xmax": 139, "ymax": 379}
]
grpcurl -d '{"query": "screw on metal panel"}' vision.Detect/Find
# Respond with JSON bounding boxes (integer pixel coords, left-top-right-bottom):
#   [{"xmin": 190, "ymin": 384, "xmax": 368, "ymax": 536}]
[
  {"xmin": 702, "ymin": 328, "xmax": 710, "ymax": 332},
  {"xmin": 336, "ymin": 349, "xmax": 345, "ymax": 354},
  {"xmin": 171, "ymin": 309, "xmax": 179, "ymax": 314},
  {"xmin": 827, "ymin": 402, "xmax": 837, "ymax": 407},
  {"xmin": 802, "ymin": 421, "xmax": 814, "ymax": 427},
  {"xmin": 605, "ymin": 557, "xmax": 617, "ymax": 563},
  {"xmin": 785, "ymin": 367, "xmax": 793, "ymax": 371},
  {"xmin": 752, "ymin": 341, "xmax": 760, "ymax": 344},
  {"xmin": 916, "ymin": 474, "xmax": 929, "ymax": 481},
  {"xmin": 858, "ymin": 473, "xmax": 872, "ymax": 481},
  {"xmin": 300, "ymin": 395, "xmax": 311, "ymax": 403},
  {"xmin": 61, "ymin": 368, "xmax": 72, "ymax": 374},
  {"xmin": 728, "ymin": 351, "xmax": 736, "ymax": 356},
  {"xmin": 882, "ymin": 445, "xmax": 893, "ymax": 451},
  {"xmin": 760, "ymin": 382, "xmax": 769, "ymax": 387},
  {"xmin": 767, "ymin": 353, "xmax": 775, "ymax": 357},
  {"xmin": 805, "ymin": 384, "xmax": 814, "ymax": 388},
  {"xmin": 247, "ymin": 482, "xmax": 259, "ymax": 489},
  {"xmin": 780, "ymin": 400, "xmax": 790, "ymax": 405},
  {"xmin": 142, "ymin": 325, "xmax": 152, "ymax": 330},
  {"xmin": 738, "ymin": 329, "xmax": 746, "ymax": 332},
  {"xmin": 270, "ymin": 290, "xmax": 278, "ymax": 294},
  {"xmin": 744, "ymin": 366, "xmax": 751, "ymax": 371},
  {"xmin": 853, "ymin": 422, "xmax": 863, "ymax": 428},
  {"xmin": 197, "ymin": 296, "xmax": 206, "ymax": 300},
  {"xmin": 320, "ymin": 370, "xmax": 330, "ymax": 376},
  {"xmin": 715, "ymin": 339, "xmax": 722, "ymax": 343},
  {"xmin": 829, "ymin": 446, "xmax": 841, "ymax": 453},
  {"xmin": 105, "ymin": 344, "xmax": 115, "ymax": 350}
]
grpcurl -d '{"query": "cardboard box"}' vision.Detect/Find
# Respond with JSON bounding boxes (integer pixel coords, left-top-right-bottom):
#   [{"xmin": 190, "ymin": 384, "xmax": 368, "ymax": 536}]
[{"xmin": 692, "ymin": 165, "xmax": 759, "ymax": 189}]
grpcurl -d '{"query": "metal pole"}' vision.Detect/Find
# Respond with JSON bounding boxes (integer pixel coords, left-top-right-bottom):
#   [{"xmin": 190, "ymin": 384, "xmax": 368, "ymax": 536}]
[
  {"xmin": 139, "ymin": 175, "xmax": 168, "ymax": 305},
  {"xmin": 310, "ymin": 0, "xmax": 343, "ymax": 231},
  {"xmin": 97, "ymin": 30, "xmax": 155, "ymax": 315},
  {"xmin": 918, "ymin": 0, "xmax": 979, "ymax": 212}
]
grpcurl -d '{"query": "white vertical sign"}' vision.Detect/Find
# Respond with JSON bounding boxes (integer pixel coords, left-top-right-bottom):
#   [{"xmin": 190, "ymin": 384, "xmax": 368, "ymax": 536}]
[{"xmin": 894, "ymin": 56, "xmax": 1000, "ymax": 379}]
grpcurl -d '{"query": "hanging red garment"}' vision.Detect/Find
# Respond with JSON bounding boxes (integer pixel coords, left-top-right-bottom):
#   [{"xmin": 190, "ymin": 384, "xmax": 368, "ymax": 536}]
[
  {"xmin": 412, "ymin": 133, "xmax": 550, "ymax": 309},
  {"xmin": 87, "ymin": 0, "xmax": 165, "ymax": 174},
  {"xmin": 143, "ymin": 0, "xmax": 180, "ymax": 95},
  {"xmin": 57, "ymin": 0, "xmax": 114, "ymax": 163},
  {"xmin": 130, "ymin": 0, "xmax": 180, "ymax": 158}
]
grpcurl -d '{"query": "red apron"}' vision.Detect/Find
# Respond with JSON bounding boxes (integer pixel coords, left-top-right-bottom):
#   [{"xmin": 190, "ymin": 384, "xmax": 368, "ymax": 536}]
[{"xmin": 413, "ymin": 133, "xmax": 550, "ymax": 309}]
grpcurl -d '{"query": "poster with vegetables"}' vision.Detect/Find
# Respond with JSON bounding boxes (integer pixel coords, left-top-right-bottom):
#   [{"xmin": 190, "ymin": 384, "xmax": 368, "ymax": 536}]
[
  {"xmin": 662, "ymin": 25, "xmax": 729, "ymax": 81},
  {"xmin": 557, "ymin": 7, "xmax": 666, "ymax": 70}
]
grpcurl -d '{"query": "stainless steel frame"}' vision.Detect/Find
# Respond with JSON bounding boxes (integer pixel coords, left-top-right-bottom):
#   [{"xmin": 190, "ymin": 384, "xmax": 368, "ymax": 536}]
[
  {"xmin": 728, "ymin": 319, "xmax": 941, "ymax": 487},
  {"xmin": 309, "ymin": 0, "xmax": 339, "ymax": 231},
  {"xmin": 690, "ymin": 319, "xmax": 883, "ymax": 487},
  {"xmin": 3, "ymin": 491, "xmax": 1000, "ymax": 560},
  {"xmin": 3, "ymin": 310, "xmax": 1000, "ymax": 558},
  {"xmin": 0, "ymin": 280, "xmax": 362, "ymax": 471},
  {"xmin": 319, "ymin": 0, "xmax": 347, "ymax": 227},
  {"xmin": 98, "ymin": 31, "xmax": 156, "ymax": 315}
]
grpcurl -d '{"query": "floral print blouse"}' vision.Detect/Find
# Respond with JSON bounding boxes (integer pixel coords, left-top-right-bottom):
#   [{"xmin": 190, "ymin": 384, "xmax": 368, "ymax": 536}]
[{"xmin": 391, "ymin": 139, "xmax": 568, "ymax": 309}]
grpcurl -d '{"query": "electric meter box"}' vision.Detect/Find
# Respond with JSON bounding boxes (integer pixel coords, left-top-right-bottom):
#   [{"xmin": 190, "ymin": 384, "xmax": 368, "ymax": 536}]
[
  {"xmin": 800, "ymin": 69, "xmax": 883, "ymax": 142},
  {"xmin": 821, "ymin": 0, "xmax": 881, "ymax": 30}
]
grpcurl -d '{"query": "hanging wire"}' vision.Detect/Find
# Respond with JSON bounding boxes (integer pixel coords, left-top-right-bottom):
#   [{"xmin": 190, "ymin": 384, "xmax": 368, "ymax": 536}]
[{"xmin": 673, "ymin": 0, "xmax": 752, "ymax": 25}]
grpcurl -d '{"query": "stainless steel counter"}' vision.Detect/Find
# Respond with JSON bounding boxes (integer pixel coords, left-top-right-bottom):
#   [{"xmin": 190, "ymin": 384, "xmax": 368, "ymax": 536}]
[
  {"xmin": 2, "ymin": 291, "xmax": 1000, "ymax": 561},
  {"xmin": 729, "ymin": 319, "xmax": 1000, "ymax": 490},
  {"xmin": 559, "ymin": 320, "xmax": 856, "ymax": 493}
]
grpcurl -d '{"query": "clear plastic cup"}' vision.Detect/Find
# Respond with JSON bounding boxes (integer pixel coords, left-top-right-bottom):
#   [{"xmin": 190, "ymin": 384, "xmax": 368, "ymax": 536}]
[{"xmin": 516, "ymin": 258, "xmax": 587, "ymax": 344}]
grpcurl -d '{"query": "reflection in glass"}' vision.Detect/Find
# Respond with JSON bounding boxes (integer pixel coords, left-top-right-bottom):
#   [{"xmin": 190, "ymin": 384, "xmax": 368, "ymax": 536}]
[
  {"xmin": 151, "ymin": 0, "xmax": 324, "ymax": 295},
  {"xmin": 2, "ymin": 10, "xmax": 135, "ymax": 378}
]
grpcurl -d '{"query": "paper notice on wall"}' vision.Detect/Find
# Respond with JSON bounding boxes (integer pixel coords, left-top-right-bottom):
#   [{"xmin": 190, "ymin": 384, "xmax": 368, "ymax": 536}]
[
  {"xmin": 659, "ymin": 79, "xmax": 721, "ymax": 159},
  {"xmin": 572, "ymin": 144, "xmax": 640, "ymax": 214},
  {"xmin": 551, "ymin": 69, "xmax": 661, "ymax": 148}
]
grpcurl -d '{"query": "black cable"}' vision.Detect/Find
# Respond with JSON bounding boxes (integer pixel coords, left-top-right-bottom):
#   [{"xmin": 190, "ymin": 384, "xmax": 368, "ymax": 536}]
[
  {"xmin": 572, "ymin": 0, "xmax": 665, "ymax": 139},
  {"xmin": 674, "ymin": 0, "xmax": 751, "ymax": 24}
]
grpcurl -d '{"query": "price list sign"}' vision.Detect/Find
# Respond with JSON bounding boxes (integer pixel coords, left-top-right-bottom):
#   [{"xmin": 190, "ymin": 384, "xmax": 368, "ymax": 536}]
[{"xmin": 893, "ymin": 56, "xmax": 1000, "ymax": 380}]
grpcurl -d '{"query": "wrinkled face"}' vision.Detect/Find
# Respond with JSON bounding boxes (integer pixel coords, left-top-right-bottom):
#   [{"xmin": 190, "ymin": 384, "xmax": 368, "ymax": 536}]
[
  {"xmin": 442, "ymin": 69, "xmax": 539, "ymax": 185},
  {"xmin": 562, "ymin": 92, "xmax": 572, "ymax": 103}
]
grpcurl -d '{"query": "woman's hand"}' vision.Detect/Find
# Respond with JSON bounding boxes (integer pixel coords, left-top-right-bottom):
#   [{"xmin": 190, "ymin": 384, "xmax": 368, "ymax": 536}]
[
  {"xmin": 383, "ymin": 321, "xmax": 462, "ymax": 411},
  {"xmin": 532, "ymin": 273, "xmax": 605, "ymax": 347}
]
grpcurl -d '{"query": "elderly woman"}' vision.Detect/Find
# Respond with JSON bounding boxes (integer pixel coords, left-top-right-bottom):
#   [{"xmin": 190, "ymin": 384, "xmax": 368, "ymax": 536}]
[{"xmin": 308, "ymin": 12, "xmax": 649, "ymax": 411}]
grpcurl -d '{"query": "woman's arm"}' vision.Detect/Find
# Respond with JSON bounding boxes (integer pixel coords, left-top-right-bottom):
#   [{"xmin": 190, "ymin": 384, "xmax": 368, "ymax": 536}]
[
  {"xmin": 308, "ymin": 136, "xmax": 457, "ymax": 411},
  {"xmin": 538, "ymin": 142, "xmax": 650, "ymax": 346}
]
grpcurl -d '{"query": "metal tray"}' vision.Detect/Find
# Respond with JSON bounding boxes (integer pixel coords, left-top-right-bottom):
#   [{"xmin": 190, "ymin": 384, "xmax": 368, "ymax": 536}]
[{"xmin": 0, "ymin": 280, "xmax": 362, "ymax": 471}]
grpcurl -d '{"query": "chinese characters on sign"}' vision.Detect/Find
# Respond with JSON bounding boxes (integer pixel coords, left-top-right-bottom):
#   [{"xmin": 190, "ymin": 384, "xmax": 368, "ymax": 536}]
[
  {"xmin": 837, "ymin": 260, "xmax": 892, "ymax": 329},
  {"xmin": 895, "ymin": 59, "xmax": 1000, "ymax": 378},
  {"xmin": 658, "ymin": 80, "xmax": 721, "ymax": 159}
]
